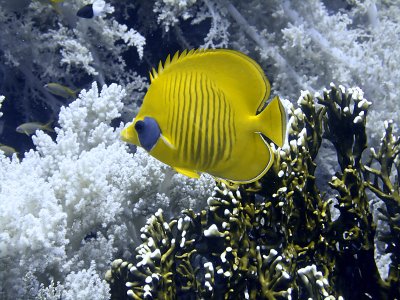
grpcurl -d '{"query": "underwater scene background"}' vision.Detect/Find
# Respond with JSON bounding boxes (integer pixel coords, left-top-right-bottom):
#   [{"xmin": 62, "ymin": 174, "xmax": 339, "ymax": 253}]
[{"xmin": 0, "ymin": 0, "xmax": 399, "ymax": 299}]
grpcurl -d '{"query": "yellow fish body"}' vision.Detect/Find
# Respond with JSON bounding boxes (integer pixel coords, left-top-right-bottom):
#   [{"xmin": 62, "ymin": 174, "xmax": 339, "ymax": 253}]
[{"xmin": 121, "ymin": 49, "xmax": 286, "ymax": 184}]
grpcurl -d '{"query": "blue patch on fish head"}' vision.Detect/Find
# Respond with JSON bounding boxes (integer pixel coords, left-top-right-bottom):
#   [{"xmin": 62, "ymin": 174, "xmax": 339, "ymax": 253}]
[{"xmin": 134, "ymin": 117, "xmax": 161, "ymax": 152}]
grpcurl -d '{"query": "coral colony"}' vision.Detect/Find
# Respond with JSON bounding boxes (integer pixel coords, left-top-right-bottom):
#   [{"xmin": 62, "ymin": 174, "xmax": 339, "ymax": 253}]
[
  {"xmin": 107, "ymin": 85, "xmax": 400, "ymax": 299},
  {"xmin": 0, "ymin": 1, "xmax": 399, "ymax": 299}
]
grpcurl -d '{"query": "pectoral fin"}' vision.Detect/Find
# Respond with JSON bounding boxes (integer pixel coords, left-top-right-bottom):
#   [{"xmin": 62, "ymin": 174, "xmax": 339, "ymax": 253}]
[
  {"xmin": 160, "ymin": 134, "xmax": 176, "ymax": 150},
  {"xmin": 173, "ymin": 167, "xmax": 200, "ymax": 178}
]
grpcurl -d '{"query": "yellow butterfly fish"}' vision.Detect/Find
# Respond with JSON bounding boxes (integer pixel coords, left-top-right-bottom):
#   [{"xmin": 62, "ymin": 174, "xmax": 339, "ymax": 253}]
[{"xmin": 121, "ymin": 49, "xmax": 287, "ymax": 184}]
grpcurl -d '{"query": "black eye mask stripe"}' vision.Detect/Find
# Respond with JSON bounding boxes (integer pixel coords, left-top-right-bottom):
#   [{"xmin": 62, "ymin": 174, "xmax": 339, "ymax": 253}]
[{"xmin": 135, "ymin": 117, "xmax": 161, "ymax": 152}]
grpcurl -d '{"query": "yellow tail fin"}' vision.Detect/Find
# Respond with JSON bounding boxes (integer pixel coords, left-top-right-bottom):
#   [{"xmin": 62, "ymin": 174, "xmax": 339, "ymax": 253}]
[{"xmin": 257, "ymin": 96, "xmax": 287, "ymax": 147}]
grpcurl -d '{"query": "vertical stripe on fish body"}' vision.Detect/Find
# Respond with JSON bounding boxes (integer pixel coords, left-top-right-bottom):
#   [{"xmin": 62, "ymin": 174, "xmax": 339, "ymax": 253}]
[
  {"xmin": 160, "ymin": 71, "xmax": 236, "ymax": 170},
  {"xmin": 121, "ymin": 49, "xmax": 287, "ymax": 184}
]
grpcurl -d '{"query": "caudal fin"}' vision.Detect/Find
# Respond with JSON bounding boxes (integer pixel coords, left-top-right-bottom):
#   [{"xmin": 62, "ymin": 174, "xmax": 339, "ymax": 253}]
[
  {"xmin": 44, "ymin": 121, "xmax": 55, "ymax": 132},
  {"xmin": 257, "ymin": 96, "xmax": 287, "ymax": 147}
]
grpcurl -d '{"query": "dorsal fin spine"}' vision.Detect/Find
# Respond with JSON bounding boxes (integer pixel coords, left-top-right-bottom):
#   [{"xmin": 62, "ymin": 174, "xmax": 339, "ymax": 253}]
[
  {"xmin": 149, "ymin": 49, "xmax": 209, "ymax": 82},
  {"xmin": 164, "ymin": 54, "xmax": 171, "ymax": 68},
  {"xmin": 171, "ymin": 51, "xmax": 180, "ymax": 63},
  {"xmin": 158, "ymin": 60, "xmax": 163, "ymax": 74},
  {"xmin": 180, "ymin": 49, "xmax": 188, "ymax": 59}
]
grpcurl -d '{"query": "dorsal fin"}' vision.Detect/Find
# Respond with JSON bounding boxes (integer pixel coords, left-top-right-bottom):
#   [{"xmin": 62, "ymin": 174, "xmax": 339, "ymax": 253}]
[
  {"xmin": 149, "ymin": 49, "xmax": 205, "ymax": 83},
  {"xmin": 158, "ymin": 60, "xmax": 163, "ymax": 74},
  {"xmin": 147, "ymin": 49, "xmax": 270, "ymax": 114},
  {"xmin": 150, "ymin": 67, "xmax": 158, "ymax": 82},
  {"xmin": 164, "ymin": 54, "xmax": 171, "ymax": 69}
]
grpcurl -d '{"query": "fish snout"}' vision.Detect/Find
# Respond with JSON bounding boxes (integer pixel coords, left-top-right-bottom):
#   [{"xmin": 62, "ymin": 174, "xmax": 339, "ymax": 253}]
[{"xmin": 121, "ymin": 122, "xmax": 139, "ymax": 145}]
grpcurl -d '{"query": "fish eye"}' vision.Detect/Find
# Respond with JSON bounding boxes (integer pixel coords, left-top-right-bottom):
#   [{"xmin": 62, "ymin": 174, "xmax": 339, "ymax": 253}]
[{"xmin": 135, "ymin": 120, "xmax": 145, "ymax": 133}]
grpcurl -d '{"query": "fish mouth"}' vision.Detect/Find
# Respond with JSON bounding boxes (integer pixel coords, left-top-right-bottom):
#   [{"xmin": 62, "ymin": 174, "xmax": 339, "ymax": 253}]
[
  {"xmin": 120, "ymin": 121, "xmax": 139, "ymax": 145},
  {"xmin": 120, "ymin": 127, "xmax": 131, "ymax": 143}
]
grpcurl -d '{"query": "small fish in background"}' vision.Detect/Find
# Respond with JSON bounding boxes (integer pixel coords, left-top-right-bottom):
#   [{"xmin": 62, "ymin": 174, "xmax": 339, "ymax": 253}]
[
  {"xmin": 121, "ymin": 49, "xmax": 287, "ymax": 184},
  {"xmin": 37, "ymin": 0, "xmax": 64, "ymax": 4},
  {"xmin": 77, "ymin": 0, "xmax": 106, "ymax": 19},
  {"xmin": 16, "ymin": 121, "xmax": 55, "ymax": 136},
  {"xmin": 0, "ymin": 144, "xmax": 18, "ymax": 157},
  {"xmin": 37, "ymin": 0, "xmax": 65, "ymax": 13},
  {"xmin": 44, "ymin": 83, "xmax": 78, "ymax": 99}
]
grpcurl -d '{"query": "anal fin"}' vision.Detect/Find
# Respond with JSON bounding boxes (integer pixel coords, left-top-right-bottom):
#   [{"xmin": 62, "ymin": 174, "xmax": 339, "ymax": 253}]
[{"xmin": 173, "ymin": 167, "xmax": 200, "ymax": 179}]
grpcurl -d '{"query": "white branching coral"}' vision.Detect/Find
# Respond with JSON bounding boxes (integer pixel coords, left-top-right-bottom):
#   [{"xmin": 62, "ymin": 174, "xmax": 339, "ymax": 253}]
[
  {"xmin": 0, "ymin": 82, "xmax": 214, "ymax": 299},
  {"xmin": 0, "ymin": 0, "xmax": 146, "ymax": 121},
  {"xmin": 41, "ymin": 11, "xmax": 146, "ymax": 78},
  {"xmin": 37, "ymin": 261, "xmax": 110, "ymax": 300},
  {"xmin": 0, "ymin": 151, "xmax": 69, "ymax": 298},
  {"xmin": 45, "ymin": 25, "xmax": 98, "ymax": 76},
  {"xmin": 154, "ymin": 0, "xmax": 199, "ymax": 31},
  {"xmin": 154, "ymin": 0, "xmax": 230, "ymax": 48},
  {"xmin": 193, "ymin": 0, "xmax": 230, "ymax": 48}
]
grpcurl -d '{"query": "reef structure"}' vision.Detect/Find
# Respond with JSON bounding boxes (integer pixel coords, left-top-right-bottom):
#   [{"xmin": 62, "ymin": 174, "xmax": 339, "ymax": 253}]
[{"xmin": 106, "ymin": 84, "xmax": 399, "ymax": 299}]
